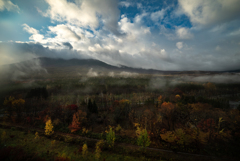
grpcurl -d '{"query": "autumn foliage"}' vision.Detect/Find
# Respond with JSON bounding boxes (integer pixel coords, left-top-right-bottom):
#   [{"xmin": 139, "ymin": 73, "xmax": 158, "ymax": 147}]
[
  {"xmin": 159, "ymin": 102, "xmax": 176, "ymax": 130},
  {"xmin": 160, "ymin": 102, "xmax": 175, "ymax": 118},
  {"xmin": 45, "ymin": 119, "xmax": 54, "ymax": 136},
  {"xmin": 197, "ymin": 118, "xmax": 215, "ymax": 132},
  {"xmin": 68, "ymin": 110, "xmax": 87, "ymax": 132},
  {"xmin": 66, "ymin": 104, "xmax": 78, "ymax": 111}
]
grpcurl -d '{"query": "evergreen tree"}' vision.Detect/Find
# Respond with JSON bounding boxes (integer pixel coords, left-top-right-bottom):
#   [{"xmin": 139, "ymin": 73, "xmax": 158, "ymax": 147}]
[
  {"xmin": 92, "ymin": 100, "xmax": 98, "ymax": 114},
  {"xmin": 88, "ymin": 99, "xmax": 93, "ymax": 113}
]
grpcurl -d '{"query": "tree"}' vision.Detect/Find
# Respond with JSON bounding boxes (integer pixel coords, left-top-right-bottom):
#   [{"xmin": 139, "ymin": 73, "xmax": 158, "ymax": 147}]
[
  {"xmin": 82, "ymin": 143, "xmax": 88, "ymax": 158},
  {"xmin": 3, "ymin": 96, "xmax": 25, "ymax": 122},
  {"xmin": 92, "ymin": 100, "xmax": 98, "ymax": 114},
  {"xmin": 95, "ymin": 140, "xmax": 104, "ymax": 160},
  {"xmin": 159, "ymin": 102, "xmax": 176, "ymax": 130},
  {"xmin": 157, "ymin": 95, "xmax": 163, "ymax": 107},
  {"xmin": 106, "ymin": 127, "xmax": 115, "ymax": 148},
  {"xmin": 87, "ymin": 99, "xmax": 93, "ymax": 114},
  {"xmin": 68, "ymin": 110, "xmax": 87, "ymax": 133},
  {"xmin": 136, "ymin": 127, "xmax": 151, "ymax": 149},
  {"xmin": 45, "ymin": 119, "xmax": 54, "ymax": 136}
]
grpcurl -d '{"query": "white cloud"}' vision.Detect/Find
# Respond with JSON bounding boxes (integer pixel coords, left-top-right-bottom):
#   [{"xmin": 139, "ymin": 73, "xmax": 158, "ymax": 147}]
[
  {"xmin": 176, "ymin": 27, "xmax": 193, "ymax": 39},
  {"xmin": 87, "ymin": 68, "xmax": 98, "ymax": 77},
  {"xmin": 119, "ymin": 71, "xmax": 138, "ymax": 78},
  {"xmin": 22, "ymin": 24, "xmax": 44, "ymax": 42},
  {"xmin": 176, "ymin": 42, "xmax": 183, "ymax": 49},
  {"xmin": 48, "ymin": 24, "xmax": 81, "ymax": 42},
  {"xmin": 0, "ymin": 0, "xmax": 19, "ymax": 12},
  {"xmin": 43, "ymin": 0, "xmax": 120, "ymax": 35},
  {"xmin": 108, "ymin": 72, "xmax": 114, "ymax": 77},
  {"xmin": 151, "ymin": 9, "xmax": 166, "ymax": 22},
  {"xmin": 119, "ymin": 1, "xmax": 132, "ymax": 8},
  {"xmin": 177, "ymin": 0, "xmax": 240, "ymax": 26},
  {"xmin": 22, "ymin": 24, "xmax": 38, "ymax": 35}
]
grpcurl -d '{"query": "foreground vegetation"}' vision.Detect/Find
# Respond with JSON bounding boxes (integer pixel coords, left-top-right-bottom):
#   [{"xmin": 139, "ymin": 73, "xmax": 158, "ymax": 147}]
[
  {"xmin": 0, "ymin": 76, "xmax": 240, "ymax": 160},
  {"xmin": 1, "ymin": 127, "xmax": 163, "ymax": 161}
]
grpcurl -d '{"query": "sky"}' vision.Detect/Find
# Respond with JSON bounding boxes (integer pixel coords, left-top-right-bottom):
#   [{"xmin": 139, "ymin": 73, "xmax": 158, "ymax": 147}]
[{"xmin": 0, "ymin": 0, "xmax": 240, "ymax": 71}]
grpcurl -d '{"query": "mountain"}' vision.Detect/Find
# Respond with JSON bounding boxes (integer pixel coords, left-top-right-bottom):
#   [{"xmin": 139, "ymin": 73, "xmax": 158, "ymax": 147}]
[
  {"xmin": 39, "ymin": 57, "xmax": 180, "ymax": 75},
  {"xmin": 0, "ymin": 57, "xmax": 234, "ymax": 82},
  {"xmin": 39, "ymin": 57, "xmax": 228, "ymax": 75}
]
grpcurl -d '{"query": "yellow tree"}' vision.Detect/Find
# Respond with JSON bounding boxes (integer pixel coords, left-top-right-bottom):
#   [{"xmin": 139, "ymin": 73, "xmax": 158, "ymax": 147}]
[{"xmin": 45, "ymin": 119, "xmax": 54, "ymax": 135}]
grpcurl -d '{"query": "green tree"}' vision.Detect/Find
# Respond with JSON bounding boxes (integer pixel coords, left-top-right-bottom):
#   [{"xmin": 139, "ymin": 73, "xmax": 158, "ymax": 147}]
[
  {"xmin": 106, "ymin": 127, "xmax": 115, "ymax": 148},
  {"xmin": 136, "ymin": 128, "xmax": 151, "ymax": 149}
]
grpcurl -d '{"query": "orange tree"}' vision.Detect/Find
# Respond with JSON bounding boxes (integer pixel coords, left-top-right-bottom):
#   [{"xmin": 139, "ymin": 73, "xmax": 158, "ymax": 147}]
[{"xmin": 68, "ymin": 110, "xmax": 87, "ymax": 133}]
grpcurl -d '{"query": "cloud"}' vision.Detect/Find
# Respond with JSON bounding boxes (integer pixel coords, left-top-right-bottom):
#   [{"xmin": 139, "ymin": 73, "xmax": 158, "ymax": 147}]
[
  {"xmin": 119, "ymin": 1, "xmax": 132, "ymax": 8},
  {"xmin": 176, "ymin": 42, "xmax": 183, "ymax": 49},
  {"xmin": 137, "ymin": 3, "xmax": 143, "ymax": 9},
  {"xmin": 215, "ymin": 45, "xmax": 221, "ymax": 51},
  {"xmin": 119, "ymin": 71, "xmax": 138, "ymax": 78},
  {"xmin": 176, "ymin": 27, "xmax": 193, "ymax": 39},
  {"xmin": 0, "ymin": 42, "xmax": 47, "ymax": 81},
  {"xmin": 151, "ymin": 8, "xmax": 166, "ymax": 22},
  {"xmin": 12, "ymin": 1, "xmax": 240, "ymax": 72},
  {"xmin": 22, "ymin": 24, "xmax": 44, "ymax": 42},
  {"xmin": 180, "ymin": 74, "xmax": 240, "ymax": 84},
  {"xmin": 42, "ymin": 0, "xmax": 121, "ymax": 35},
  {"xmin": 177, "ymin": 0, "xmax": 240, "ymax": 27},
  {"xmin": 2, "ymin": 40, "xmax": 240, "ymax": 72},
  {"xmin": 0, "ymin": 0, "xmax": 19, "ymax": 12},
  {"xmin": 22, "ymin": 24, "xmax": 84, "ymax": 50},
  {"xmin": 108, "ymin": 71, "xmax": 115, "ymax": 77},
  {"xmin": 48, "ymin": 24, "xmax": 81, "ymax": 42},
  {"xmin": 229, "ymin": 28, "xmax": 240, "ymax": 36},
  {"xmin": 0, "ymin": 42, "xmax": 38, "ymax": 66},
  {"xmin": 62, "ymin": 42, "xmax": 73, "ymax": 50},
  {"xmin": 87, "ymin": 68, "xmax": 98, "ymax": 77}
]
